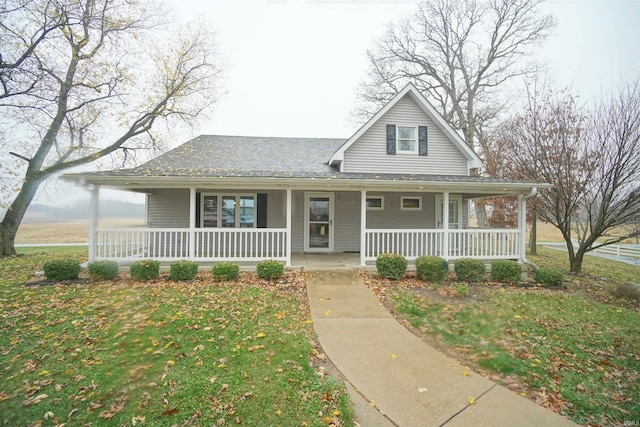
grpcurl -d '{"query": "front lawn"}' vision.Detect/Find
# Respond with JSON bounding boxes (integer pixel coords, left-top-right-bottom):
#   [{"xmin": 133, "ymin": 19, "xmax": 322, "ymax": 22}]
[
  {"xmin": 0, "ymin": 248, "xmax": 353, "ymax": 426},
  {"xmin": 361, "ymin": 251, "xmax": 640, "ymax": 426}
]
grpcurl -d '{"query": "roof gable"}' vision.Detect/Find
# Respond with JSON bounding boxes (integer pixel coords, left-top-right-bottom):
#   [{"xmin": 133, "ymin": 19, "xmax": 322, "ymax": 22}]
[{"xmin": 329, "ymin": 83, "xmax": 483, "ymax": 170}]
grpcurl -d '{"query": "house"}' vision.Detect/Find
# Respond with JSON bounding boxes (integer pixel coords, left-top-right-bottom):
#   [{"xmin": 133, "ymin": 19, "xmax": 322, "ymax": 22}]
[{"xmin": 63, "ymin": 83, "xmax": 548, "ymax": 266}]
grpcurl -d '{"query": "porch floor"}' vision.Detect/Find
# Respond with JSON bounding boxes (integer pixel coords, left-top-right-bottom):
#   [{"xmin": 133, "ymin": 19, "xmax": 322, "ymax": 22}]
[{"xmin": 291, "ymin": 252, "xmax": 369, "ymax": 270}]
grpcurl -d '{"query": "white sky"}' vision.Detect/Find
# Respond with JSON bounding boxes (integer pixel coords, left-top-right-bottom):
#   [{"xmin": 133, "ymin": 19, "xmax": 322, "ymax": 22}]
[
  {"xmin": 167, "ymin": 0, "xmax": 640, "ymax": 140},
  {"xmin": 35, "ymin": 0, "xmax": 640, "ymax": 206}
]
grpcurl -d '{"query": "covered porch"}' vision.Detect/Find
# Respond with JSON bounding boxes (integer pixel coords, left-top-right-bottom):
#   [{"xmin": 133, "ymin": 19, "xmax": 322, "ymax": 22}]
[{"xmin": 82, "ymin": 179, "xmax": 539, "ymax": 267}]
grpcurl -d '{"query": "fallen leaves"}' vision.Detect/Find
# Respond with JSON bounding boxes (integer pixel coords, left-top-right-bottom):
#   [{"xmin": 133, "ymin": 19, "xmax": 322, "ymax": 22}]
[
  {"xmin": 22, "ymin": 394, "xmax": 48, "ymax": 406},
  {"xmin": 359, "ymin": 268, "xmax": 640, "ymax": 426},
  {"xmin": 0, "ymin": 260, "xmax": 351, "ymax": 426}
]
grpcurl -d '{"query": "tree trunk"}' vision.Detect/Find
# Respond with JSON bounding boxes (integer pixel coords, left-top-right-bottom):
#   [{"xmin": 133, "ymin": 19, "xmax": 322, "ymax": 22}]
[
  {"xmin": 0, "ymin": 175, "xmax": 44, "ymax": 257},
  {"xmin": 529, "ymin": 212, "xmax": 537, "ymax": 255},
  {"xmin": 475, "ymin": 200, "xmax": 490, "ymax": 228},
  {"xmin": 570, "ymin": 248, "xmax": 585, "ymax": 274}
]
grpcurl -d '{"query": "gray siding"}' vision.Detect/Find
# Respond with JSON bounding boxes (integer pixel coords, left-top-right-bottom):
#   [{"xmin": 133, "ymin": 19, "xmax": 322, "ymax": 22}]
[
  {"xmin": 147, "ymin": 189, "xmax": 287, "ymax": 229},
  {"xmin": 147, "ymin": 189, "xmax": 468, "ymax": 252},
  {"xmin": 148, "ymin": 189, "xmax": 190, "ymax": 228},
  {"xmin": 366, "ymin": 192, "xmax": 436, "ymax": 229},
  {"xmin": 333, "ymin": 192, "xmax": 361, "ymax": 252},
  {"xmin": 343, "ymin": 94, "xmax": 469, "ymax": 175},
  {"xmin": 366, "ymin": 192, "xmax": 468, "ymax": 229}
]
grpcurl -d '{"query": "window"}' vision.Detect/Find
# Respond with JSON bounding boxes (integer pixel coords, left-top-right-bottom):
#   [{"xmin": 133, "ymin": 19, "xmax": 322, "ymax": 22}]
[
  {"xmin": 401, "ymin": 196, "xmax": 422, "ymax": 211},
  {"xmin": 397, "ymin": 126, "xmax": 417, "ymax": 153},
  {"xmin": 366, "ymin": 196, "xmax": 384, "ymax": 210},
  {"xmin": 201, "ymin": 194, "xmax": 255, "ymax": 228}
]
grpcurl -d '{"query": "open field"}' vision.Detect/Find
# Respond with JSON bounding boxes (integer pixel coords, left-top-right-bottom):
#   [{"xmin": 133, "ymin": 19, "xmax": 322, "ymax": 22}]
[{"xmin": 16, "ymin": 218, "xmax": 145, "ymax": 244}]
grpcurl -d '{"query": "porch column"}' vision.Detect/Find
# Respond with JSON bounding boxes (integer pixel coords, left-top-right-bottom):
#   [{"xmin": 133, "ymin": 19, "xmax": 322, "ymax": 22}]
[
  {"xmin": 189, "ymin": 188, "xmax": 196, "ymax": 259},
  {"xmin": 442, "ymin": 191, "xmax": 450, "ymax": 259},
  {"xmin": 518, "ymin": 193, "xmax": 526, "ymax": 262},
  {"xmin": 88, "ymin": 185, "xmax": 99, "ymax": 262},
  {"xmin": 286, "ymin": 188, "xmax": 292, "ymax": 267},
  {"xmin": 360, "ymin": 189, "xmax": 367, "ymax": 266}
]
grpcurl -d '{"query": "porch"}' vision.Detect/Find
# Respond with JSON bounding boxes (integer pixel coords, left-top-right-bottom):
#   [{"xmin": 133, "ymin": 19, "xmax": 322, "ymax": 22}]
[
  {"xmin": 91, "ymin": 226, "xmax": 522, "ymax": 265},
  {"xmin": 84, "ymin": 180, "xmax": 535, "ymax": 267}
]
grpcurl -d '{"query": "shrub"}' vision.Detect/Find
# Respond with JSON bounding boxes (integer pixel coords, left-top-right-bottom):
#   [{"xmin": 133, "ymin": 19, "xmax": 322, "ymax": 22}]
[
  {"xmin": 211, "ymin": 262, "xmax": 240, "ymax": 282},
  {"xmin": 43, "ymin": 258, "xmax": 81, "ymax": 281},
  {"xmin": 256, "ymin": 259, "xmax": 284, "ymax": 280},
  {"xmin": 534, "ymin": 268, "xmax": 564, "ymax": 287},
  {"xmin": 455, "ymin": 284, "xmax": 469, "ymax": 297},
  {"xmin": 375, "ymin": 253, "xmax": 407, "ymax": 280},
  {"xmin": 415, "ymin": 256, "xmax": 448, "ymax": 283},
  {"xmin": 129, "ymin": 259, "xmax": 160, "ymax": 281},
  {"xmin": 454, "ymin": 258, "xmax": 486, "ymax": 282},
  {"xmin": 491, "ymin": 260, "xmax": 522, "ymax": 284},
  {"xmin": 170, "ymin": 260, "xmax": 199, "ymax": 281},
  {"xmin": 613, "ymin": 283, "xmax": 640, "ymax": 302},
  {"xmin": 88, "ymin": 260, "xmax": 119, "ymax": 280}
]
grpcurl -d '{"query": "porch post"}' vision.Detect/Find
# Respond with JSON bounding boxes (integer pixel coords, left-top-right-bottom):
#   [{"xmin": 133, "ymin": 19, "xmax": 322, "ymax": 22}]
[
  {"xmin": 286, "ymin": 188, "xmax": 292, "ymax": 267},
  {"xmin": 88, "ymin": 185, "xmax": 99, "ymax": 262},
  {"xmin": 442, "ymin": 191, "xmax": 450, "ymax": 259},
  {"xmin": 518, "ymin": 193, "xmax": 526, "ymax": 262},
  {"xmin": 360, "ymin": 189, "xmax": 367, "ymax": 266},
  {"xmin": 189, "ymin": 188, "xmax": 196, "ymax": 259}
]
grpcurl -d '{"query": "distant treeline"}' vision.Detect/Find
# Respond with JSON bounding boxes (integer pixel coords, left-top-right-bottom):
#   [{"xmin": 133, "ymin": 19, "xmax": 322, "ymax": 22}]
[{"xmin": 26, "ymin": 200, "xmax": 145, "ymax": 219}]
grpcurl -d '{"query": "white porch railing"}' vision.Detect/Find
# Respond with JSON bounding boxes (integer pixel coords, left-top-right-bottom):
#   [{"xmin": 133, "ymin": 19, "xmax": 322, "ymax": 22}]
[
  {"xmin": 364, "ymin": 229, "xmax": 520, "ymax": 262},
  {"xmin": 95, "ymin": 228, "xmax": 288, "ymax": 262}
]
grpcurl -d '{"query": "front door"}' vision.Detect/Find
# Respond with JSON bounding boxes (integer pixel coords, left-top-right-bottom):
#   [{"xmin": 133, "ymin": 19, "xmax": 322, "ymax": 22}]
[{"xmin": 304, "ymin": 193, "xmax": 334, "ymax": 252}]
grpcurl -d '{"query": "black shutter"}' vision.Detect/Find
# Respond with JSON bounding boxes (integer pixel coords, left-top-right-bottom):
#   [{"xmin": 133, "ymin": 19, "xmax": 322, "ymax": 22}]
[
  {"xmin": 418, "ymin": 126, "xmax": 428, "ymax": 156},
  {"xmin": 386, "ymin": 124, "xmax": 396, "ymax": 155},
  {"xmin": 257, "ymin": 193, "xmax": 268, "ymax": 228},
  {"xmin": 195, "ymin": 192, "xmax": 201, "ymax": 228}
]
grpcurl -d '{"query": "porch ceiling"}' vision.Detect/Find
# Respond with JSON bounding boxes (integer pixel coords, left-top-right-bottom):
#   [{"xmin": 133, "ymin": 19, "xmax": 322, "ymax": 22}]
[{"xmin": 62, "ymin": 173, "xmax": 550, "ymax": 196}]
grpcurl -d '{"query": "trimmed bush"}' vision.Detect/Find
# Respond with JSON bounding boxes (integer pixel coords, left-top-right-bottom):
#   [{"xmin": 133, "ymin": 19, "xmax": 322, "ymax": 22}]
[
  {"xmin": 88, "ymin": 260, "xmax": 119, "ymax": 280},
  {"xmin": 211, "ymin": 262, "xmax": 240, "ymax": 282},
  {"xmin": 491, "ymin": 260, "xmax": 522, "ymax": 284},
  {"xmin": 454, "ymin": 258, "xmax": 486, "ymax": 282},
  {"xmin": 415, "ymin": 256, "xmax": 448, "ymax": 283},
  {"xmin": 375, "ymin": 253, "xmax": 407, "ymax": 280},
  {"xmin": 129, "ymin": 259, "xmax": 160, "ymax": 281},
  {"xmin": 170, "ymin": 260, "xmax": 199, "ymax": 281},
  {"xmin": 43, "ymin": 258, "xmax": 81, "ymax": 281},
  {"xmin": 534, "ymin": 268, "xmax": 564, "ymax": 287},
  {"xmin": 256, "ymin": 259, "xmax": 284, "ymax": 280}
]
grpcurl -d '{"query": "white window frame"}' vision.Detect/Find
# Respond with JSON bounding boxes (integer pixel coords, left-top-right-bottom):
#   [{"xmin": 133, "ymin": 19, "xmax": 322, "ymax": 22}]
[
  {"xmin": 366, "ymin": 196, "xmax": 384, "ymax": 210},
  {"xmin": 200, "ymin": 193, "xmax": 257, "ymax": 228},
  {"xmin": 401, "ymin": 196, "xmax": 422, "ymax": 211},
  {"xmin": 397, "ymin": 125, "xmax": 418, "ymax": 154}
]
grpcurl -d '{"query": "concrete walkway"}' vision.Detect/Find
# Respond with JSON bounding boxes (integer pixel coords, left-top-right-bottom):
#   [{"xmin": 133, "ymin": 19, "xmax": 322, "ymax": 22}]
[{"xmin": 306, "ymin": 269, "xmax": 577, "ymax": 427}]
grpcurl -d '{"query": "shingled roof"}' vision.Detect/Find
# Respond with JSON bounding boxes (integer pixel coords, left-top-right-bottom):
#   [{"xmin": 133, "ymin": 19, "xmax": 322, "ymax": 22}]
[
  {"xmin": 93, "ymin": 135, "xmax": 345, "ymax": 178},
  {"xmin": 63, "ymin": 134, "xmax": 548, "ymax": 194}
]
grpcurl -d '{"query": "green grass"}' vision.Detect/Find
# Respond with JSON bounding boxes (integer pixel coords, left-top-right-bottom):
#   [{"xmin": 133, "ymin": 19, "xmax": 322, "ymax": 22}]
[
  {"xmin": 0, "ymin": 248, "xmax": 353, "ymax": 426},
  {"xmin": 530, "ymin": 245, "xmax": 640, "ymax": 284},
  {"xmin": 389, "ymin": 287, "xmax": 639, "ymax": 425},
  {"xmin": 384, "ymin": 249, "xmax": 640, "ymax": 426}
]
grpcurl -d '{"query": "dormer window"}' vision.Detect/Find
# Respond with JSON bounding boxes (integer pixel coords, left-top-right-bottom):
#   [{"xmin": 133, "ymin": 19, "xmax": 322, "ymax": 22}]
[{"xmin": 397, "ymin": 126, "xmax": 418, "ymax": 153}]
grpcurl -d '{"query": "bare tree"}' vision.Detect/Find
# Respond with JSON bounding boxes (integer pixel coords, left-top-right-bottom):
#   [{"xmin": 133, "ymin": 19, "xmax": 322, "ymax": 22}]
[
  {"xmin": 494, "ymin": 80, "xmax": 640, "ymax": 273},
  {"xmin": 0, "ymin": 0, "xmax": 224, "ymax": 257},
  {"xmin": 358, "ymin": 0, "xmax": 554, "ymax": 226}
]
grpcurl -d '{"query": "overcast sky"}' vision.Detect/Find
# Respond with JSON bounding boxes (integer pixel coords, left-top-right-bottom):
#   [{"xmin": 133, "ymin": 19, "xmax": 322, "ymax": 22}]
[
  {"xmin": 37, "ymin": 0, "xmax": 640, "ymax": 206},
  {"xmin": 165, "ymin": 0, "xmax": 640, "ymax": 139}
]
